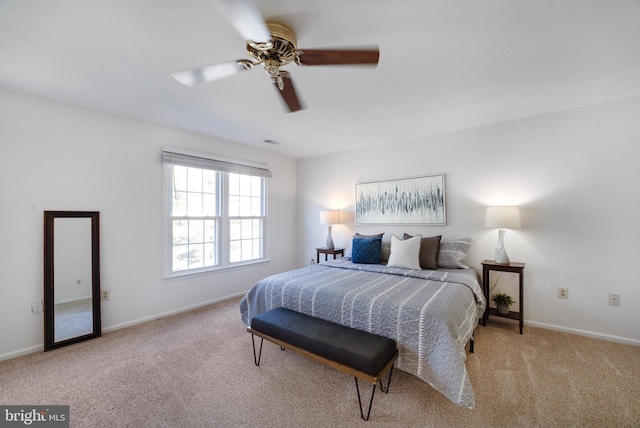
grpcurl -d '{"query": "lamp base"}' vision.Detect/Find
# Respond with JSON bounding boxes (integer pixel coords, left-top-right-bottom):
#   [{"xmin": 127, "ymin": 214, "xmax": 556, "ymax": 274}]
[
  {"xmin": 494, "ymin": 229, "xmax": 510, "ymax": 264},
  {"xmin": 325, "ymin": 225, "xmax": 334, "ymax": 250}
]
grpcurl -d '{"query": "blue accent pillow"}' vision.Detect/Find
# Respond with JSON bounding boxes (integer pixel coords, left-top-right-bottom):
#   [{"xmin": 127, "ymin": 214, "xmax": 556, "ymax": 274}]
[{"xmin": 351, "ymin": 237, "xmax": 382, "ymax": 264}]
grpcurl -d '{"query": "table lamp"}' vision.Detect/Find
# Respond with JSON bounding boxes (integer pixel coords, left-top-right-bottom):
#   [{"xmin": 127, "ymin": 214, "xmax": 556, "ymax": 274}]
[
  {"xmin": 319, "ymin": 210, "xmax": 340, "ymax": 250},
  {"xmin": 485, "ymin": 206, "xmax": 521, "ymax": 264}
]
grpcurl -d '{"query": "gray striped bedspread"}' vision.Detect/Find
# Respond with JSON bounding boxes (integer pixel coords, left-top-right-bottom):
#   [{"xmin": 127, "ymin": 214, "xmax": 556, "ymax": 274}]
[{"xmin": 239, "ymin": 259, "xmax": 486, "ymax": 409}]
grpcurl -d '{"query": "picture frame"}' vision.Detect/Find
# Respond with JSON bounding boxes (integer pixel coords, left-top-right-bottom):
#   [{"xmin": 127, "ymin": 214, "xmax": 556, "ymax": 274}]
[{"xmin": 355, "ymin": 174, "xmax": 446, "ymax": 225}]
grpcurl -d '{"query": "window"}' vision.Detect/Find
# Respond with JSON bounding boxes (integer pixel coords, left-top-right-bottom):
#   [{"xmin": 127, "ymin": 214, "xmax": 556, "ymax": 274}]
[
  {"xmin": 169, "ymin": 165, "xmax": 219, "ymax": 271},
  {"xmin": 163, "ymin": 150, "xmax": 270, "ymax": 276},
  {"xmin": 228, "ymin": 173, "xmax": 265, "ymax": 263}
]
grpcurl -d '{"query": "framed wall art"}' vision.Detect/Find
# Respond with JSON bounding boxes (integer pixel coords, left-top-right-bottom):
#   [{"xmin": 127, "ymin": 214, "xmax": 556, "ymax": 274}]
[{"xmin": 355, "ymin": 174, "xmax": 446, "ymax": 225}]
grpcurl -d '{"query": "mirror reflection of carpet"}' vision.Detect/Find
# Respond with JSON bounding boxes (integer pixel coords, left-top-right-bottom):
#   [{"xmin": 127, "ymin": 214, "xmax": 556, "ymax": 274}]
[{"xmin": 54, "ymin": 299, "xmax": 93, "ymax": 342}]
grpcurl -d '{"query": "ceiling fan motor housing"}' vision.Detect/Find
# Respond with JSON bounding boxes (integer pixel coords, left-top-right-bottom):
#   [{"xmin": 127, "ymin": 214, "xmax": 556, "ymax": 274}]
[{"xmin": 246, "ymin": 21, "xmax": 298, "ymax": 66}]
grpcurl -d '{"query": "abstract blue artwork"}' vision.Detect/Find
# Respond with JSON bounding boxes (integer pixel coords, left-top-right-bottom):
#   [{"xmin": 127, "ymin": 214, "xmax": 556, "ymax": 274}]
[{"xmin": 355, "ymin": 175, "xmax": 446, "ymax": 225}]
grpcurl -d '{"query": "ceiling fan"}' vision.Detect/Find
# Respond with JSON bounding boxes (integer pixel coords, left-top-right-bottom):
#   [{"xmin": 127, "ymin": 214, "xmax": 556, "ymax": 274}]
[{"xmin": 171, "ymin": 0, "xmax": 380, "ymax": 112}]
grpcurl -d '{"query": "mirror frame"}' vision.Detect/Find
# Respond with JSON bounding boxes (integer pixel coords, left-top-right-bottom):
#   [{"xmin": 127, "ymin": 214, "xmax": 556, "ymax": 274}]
[{"xmin": 44, "ymin": 211, "xmax": 101, "ymax": 351}]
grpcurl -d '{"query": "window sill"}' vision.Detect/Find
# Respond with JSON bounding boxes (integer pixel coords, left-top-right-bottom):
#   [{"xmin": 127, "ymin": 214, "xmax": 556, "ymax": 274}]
[{"xmin": 163, "ymin": 258, "xmax": 271, "ymax": 282}]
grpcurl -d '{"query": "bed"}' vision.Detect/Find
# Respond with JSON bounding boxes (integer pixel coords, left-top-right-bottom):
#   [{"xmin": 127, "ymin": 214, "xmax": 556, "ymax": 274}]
[{"xmin": 240, "ymin": 254, "xmax": 485, "ymax": 409}]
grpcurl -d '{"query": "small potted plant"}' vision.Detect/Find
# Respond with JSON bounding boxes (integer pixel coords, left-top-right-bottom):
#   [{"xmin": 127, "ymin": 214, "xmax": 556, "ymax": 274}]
[{"xmin": 492, "ymin": 292, "xmax": 514, "ymax": 315}]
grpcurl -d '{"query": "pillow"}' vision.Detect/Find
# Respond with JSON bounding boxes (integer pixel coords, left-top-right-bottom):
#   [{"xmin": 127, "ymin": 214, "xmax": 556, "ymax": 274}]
[
  {"xmin": 437, "ymin": 238, "xmax": 471, "ymax": 269},
  {"xmin": 345, "ymin": 233, "xmax": 385, "ymax": 258},
  {"xmin": 380, "ymin": 240, "xmax": 391, "ymax": 262},
  {"xmin": 355, "ymin": 232, "xmax": 384, "ymax": 239},
  {"xmin": 403, "ymin": 234, "xmax": 441, "ymax": 270},
  {"xmin": 387, "ymin": 234, "xmax": 422, "ymax": 270},
  {"xmin": 344, "ymin": 237, "xmax": 353, "ymax": 258},
  {"xmin": 357, "ymin": 234, "xmax": 397, "ymax": 262},
  {"xmin": 351, "ymin": 237, "xmax": 382, "ymax": 264}
]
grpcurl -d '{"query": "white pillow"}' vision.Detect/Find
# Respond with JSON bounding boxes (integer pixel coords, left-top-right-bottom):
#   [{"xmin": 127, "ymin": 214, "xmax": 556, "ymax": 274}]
[{"xmin": 387, "ymin": 234, "xmax": 422, "ymax": 270}]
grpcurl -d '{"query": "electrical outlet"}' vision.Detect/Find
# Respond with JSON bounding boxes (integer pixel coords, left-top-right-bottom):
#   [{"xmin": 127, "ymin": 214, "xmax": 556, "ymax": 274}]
[
  {"xmin": 557, "ymin": 287, "xmax": 569, "ymax": 299},
  {"xmin": 31, "ymin": 299, "xmax": 43, "ymax": 314},
  {"xmin": 310, "ymin": 258, "xmax": 315, "ymax": 265},
  {"xmin": 101, "ymin": 290, "xmax": 110, "ymax": 301},
  {"xmin": 608, "ymin": 293, "xmax": 620, "ymax": 306}
]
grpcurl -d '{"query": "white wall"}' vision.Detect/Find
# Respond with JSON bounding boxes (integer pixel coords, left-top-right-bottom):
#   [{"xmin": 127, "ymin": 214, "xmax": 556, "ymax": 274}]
[
  {"xmin": 0, "ymin": 89, "xmax": 297, "ymax": 360},
  {"xmin": 297, "ymin": 96, "xmax": 640, "ymax": 345}
]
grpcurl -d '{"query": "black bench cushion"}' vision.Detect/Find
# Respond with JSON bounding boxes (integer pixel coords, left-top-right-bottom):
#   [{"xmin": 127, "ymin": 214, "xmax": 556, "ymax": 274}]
[{"xmin": 250, "ymin": 307, "xmax": 397, "ymax": 377}]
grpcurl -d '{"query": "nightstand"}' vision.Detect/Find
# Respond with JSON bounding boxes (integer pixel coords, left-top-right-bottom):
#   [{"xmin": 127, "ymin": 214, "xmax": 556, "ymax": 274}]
[
  {"xmin": 482, "ymin": 260, "xmax": 526, "ymax": 334},
  {"xmin": 316, "ymin": 248, "xmax": 344, "ymax": 264}
]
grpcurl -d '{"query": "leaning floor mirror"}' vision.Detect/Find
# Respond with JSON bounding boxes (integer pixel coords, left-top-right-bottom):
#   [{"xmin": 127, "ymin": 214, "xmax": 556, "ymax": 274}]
[{"xmin": 44, "ymin": 211, "xmax": 101, "ymax": 351}]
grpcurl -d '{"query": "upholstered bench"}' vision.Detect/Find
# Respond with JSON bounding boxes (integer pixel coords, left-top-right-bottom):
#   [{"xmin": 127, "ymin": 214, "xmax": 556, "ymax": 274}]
[{"xmin": 248, "ymin": 307, "xmax": 398, "ymax": 421}]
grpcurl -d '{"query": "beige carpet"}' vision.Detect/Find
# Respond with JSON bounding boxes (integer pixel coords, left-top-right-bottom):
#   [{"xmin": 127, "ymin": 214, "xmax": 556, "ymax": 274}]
[{"xmin": 1, "ymin": 297, "xmax": 639, "ymax": 427}]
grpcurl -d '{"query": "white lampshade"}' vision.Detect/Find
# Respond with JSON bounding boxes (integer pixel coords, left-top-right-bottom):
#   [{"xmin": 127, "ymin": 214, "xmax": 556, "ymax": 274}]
[
  {"xmin": 485, "ymin": 206, "xmax": 521, "ymax": 230},
  {"xmin": 320, "ymin": 210, "xmax": 340, "ymax": 225},
  {"xmin": 485, "ymin": 206, "xmax": 521, "ymax": 264}
]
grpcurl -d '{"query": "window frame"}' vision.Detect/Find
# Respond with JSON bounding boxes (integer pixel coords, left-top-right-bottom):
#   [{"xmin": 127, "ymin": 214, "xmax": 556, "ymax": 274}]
[{"xmin": 163, "ymin": 149, "xmax": 270, "ymax": 278}]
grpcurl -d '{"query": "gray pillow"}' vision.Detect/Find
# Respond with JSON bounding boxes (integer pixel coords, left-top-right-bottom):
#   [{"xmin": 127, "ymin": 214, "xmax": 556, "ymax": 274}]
[
  {"xmin": 355, "ymin": 232, "xmax": 384, "ymax": 239},
  {"xmin": 403, "ymin": 234, "xmax": 441, "ymax": 270},
  {"xmin": 380, "ymin": 240, "xmax": 391, "ymax": 262},
  {"xmin": 437, "ymin": 238, "xmax": 471, "ymax": 269}
]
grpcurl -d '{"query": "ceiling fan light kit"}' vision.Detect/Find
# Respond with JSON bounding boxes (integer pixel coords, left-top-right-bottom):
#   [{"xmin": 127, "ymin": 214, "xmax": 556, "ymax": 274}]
[{"xmin": 171, "ymin": 1, "xmax": 379, "ymax": 112}]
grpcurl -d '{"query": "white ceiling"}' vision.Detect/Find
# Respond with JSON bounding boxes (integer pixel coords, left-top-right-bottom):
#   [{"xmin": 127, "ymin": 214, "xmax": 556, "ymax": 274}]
[{"xmin": 2, "ymin": 0, "xmax": 640, "ymax": 159}]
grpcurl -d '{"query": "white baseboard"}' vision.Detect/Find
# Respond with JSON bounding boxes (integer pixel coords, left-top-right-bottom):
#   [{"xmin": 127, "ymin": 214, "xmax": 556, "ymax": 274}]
[
  {"xmin": 55, "ymin": 296, "xmax": 92, "ymax": 305},
  {"xmin": 0, "ymin": 292, "xmax": 246, "ymax": 362},
  {"xmin": 525, "ymin": 320, "xmax": 640, "ymax": 346},
  {"xmin": 4, "ymin": 298, "xmax": 637, "ymax": 362},
  {"xmin": 0, "ymin": 344, "xmax": 43, "ymax": 362},
  {"xmin": 102, "ymin": 291, "xmax": 246, "ymax": 334}
]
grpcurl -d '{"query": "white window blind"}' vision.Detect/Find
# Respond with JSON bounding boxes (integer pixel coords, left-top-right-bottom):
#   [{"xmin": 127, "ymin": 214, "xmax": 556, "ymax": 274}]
[{"xmin": 161, "ymin": 150, "xmax": 272, "ymax": 178}]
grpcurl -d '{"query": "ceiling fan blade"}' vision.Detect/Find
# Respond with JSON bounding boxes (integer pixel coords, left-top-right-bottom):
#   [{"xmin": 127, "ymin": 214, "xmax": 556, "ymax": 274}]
[
  {"xmin": 274, "ymin": 73, "xmax": 303, "ymax": 112},
  {"xmin": 296, "ymin": 48, "xmax": 380, "ymax": 66},
  {"xmin": 171, "ymin": 60, "xmax": 252, "ymax": 87},
  {"xmin": 209, "ymin": 0, "xmax": 271, "ymax": 43}
]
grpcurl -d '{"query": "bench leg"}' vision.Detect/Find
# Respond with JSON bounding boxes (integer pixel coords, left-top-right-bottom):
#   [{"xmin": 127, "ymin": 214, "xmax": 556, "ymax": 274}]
[
  {"xmin": 470, "ymin": 334, "xmax": 474, "ymax": 353},
  {"xmin": 251, "ymin": 334, "xmax": 264, "ymax": 366},
  {"xmin": 354, "ymin": 378, "xmax": 377, "ymax": 421},
  {"xmin": 379, "ymin": 364, "xmax": 394, "ymax": 394},
  {"xmin": 355, "ymin": 363, "xmax": 394, "ymax": 420}
]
